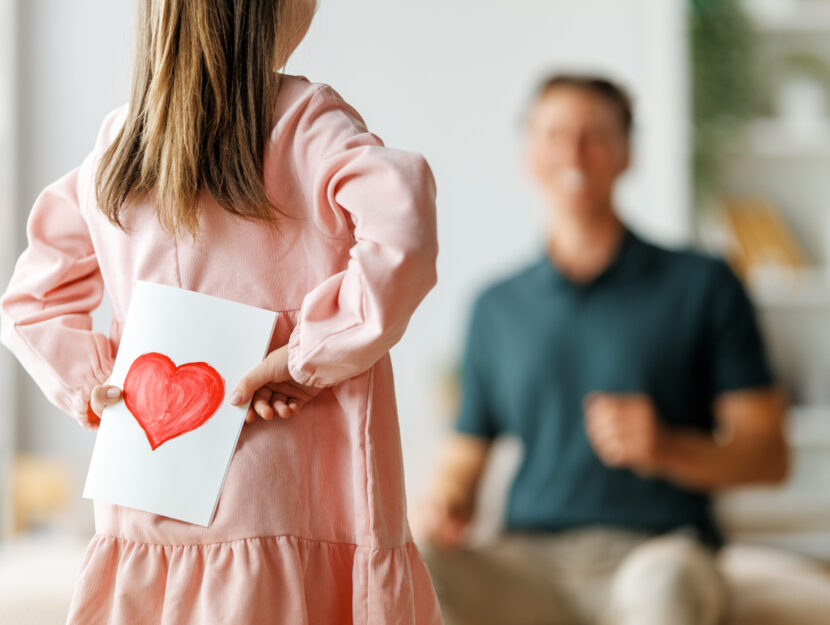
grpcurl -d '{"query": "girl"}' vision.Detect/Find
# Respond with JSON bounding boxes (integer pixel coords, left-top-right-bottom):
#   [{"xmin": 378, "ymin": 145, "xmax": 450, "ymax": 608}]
[{"xmin": 0, "ymin": 1, "xmax": 442, "ymax": 623}]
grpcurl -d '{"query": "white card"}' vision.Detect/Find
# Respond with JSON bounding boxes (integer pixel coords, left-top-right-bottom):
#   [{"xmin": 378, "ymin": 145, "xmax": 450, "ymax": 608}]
[{"xmin": 83, "ymin": 280, "xmax": 278, "ymax": 526}]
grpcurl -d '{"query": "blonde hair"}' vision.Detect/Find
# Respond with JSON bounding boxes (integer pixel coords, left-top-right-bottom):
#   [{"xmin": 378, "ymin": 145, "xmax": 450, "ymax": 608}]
[{"xmin": 96, "ymin": 0, "xmax": 298, "ymax": 237}]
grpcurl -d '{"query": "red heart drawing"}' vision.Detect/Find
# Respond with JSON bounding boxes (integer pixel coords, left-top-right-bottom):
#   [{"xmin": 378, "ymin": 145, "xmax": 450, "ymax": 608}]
[{"xmin": 123, "ymin": 352, "xmax": 225, "ymax": 450}]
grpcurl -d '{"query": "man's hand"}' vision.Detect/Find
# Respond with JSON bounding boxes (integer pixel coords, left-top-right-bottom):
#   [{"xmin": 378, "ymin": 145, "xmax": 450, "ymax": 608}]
[
  {"xmin": 410, "ymin": 434, "xmax": 490, "ymax": 550},
  {"xmin": 230, "ymin": 345, "xmax": 322, "ymax": 423},
  {"xmin": 584, "ymin": 392, "xmax": 664, "ymax": 475},
  {"xmin": 411, "ymin": 486, "xmax": 475, "ymax": 550}
]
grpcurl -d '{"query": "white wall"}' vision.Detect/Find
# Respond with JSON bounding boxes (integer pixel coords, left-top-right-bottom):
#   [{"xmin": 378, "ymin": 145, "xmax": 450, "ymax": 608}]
[
  {"xmin": 0, "ymin": 0, "xmax": 19, "ymax": 536},
  {"xmin": 7, "ymin": 1, "xmax": 690, "ymax": 514}
]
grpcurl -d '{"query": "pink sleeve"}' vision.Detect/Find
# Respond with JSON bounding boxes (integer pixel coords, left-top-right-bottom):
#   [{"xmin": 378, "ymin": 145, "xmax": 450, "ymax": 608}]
[
  {"xmin": 286, "ymin": 85, "xmax": 438, "ymax": 388},
  {"xmin": 0, "ymin": 159, "xmax": 115, "ymax": 423}
]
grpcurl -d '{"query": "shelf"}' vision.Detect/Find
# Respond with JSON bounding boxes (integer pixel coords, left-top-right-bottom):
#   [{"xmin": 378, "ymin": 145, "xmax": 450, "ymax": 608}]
[
  {"xmin": 717, "ymin": 404, "xmax": 830, "ymax": 560},
  {"xmin": 727, "ymin": 119, "xmax": 830, "ymax": 159},
  {"xmin": 789, "ymin": 405, "xmax": 830, "ymax": 447},
  {"xmin": 749, "ymin": 267, "xmax": 830, "ymax": 308},
  {"xmin": 753, "ymin": 288, "xmax": 830, "ymax": 309},
  {"xmin": 743, "ymin": 0, "xmax": 830, "ymax": 33}
]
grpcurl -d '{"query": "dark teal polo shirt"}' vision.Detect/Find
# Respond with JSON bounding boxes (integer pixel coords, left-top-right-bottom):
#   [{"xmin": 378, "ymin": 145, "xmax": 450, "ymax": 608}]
[{"xmin": 455, "ymin": 229, "xmax": 774, "ymax": 547}]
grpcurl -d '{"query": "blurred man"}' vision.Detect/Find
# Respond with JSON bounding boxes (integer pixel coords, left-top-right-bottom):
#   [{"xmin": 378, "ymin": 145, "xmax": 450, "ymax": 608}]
[{"xmin": 415, "ymin": 75, "xmax": 789, "ymax": 625}]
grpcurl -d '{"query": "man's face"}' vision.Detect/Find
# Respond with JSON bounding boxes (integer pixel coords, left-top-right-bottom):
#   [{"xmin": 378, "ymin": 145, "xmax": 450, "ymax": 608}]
[{"xmin": 525, "ymin": 87, "xmax": 630, "ymax": 217}]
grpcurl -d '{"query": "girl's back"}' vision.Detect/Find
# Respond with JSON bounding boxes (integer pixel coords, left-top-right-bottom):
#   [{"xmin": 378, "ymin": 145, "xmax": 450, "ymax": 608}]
[{"xmin": 85, "ymin": 76, "xmax": 435, "ymax": 347}]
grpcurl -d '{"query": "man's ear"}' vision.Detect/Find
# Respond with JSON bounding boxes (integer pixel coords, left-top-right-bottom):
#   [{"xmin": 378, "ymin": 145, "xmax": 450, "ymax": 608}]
[
  {"xmin": 622, "ymin": 138, "xmax": 633, "ymax": 171},
  {"xmin": 618, "ymin": 142, "xmax": 632, "ymax": 176}
]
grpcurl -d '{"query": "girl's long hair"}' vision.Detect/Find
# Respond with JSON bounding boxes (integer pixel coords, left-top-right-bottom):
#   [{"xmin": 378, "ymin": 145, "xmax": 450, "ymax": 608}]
[{"xmin": 96, "ymin": 0, "xmax": 296, "ymax": 237}]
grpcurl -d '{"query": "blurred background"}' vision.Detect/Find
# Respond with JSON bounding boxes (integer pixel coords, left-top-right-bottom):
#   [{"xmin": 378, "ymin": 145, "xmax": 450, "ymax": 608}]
[{"xmin": 1, "ymin": 0, "xmax": 829, "ymax": 622}]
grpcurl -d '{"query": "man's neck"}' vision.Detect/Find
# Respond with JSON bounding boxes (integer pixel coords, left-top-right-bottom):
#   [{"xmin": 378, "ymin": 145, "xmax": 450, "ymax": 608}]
[{"xmin": 545, "ymin": 207, "xmax": 626, "ymax": 284}]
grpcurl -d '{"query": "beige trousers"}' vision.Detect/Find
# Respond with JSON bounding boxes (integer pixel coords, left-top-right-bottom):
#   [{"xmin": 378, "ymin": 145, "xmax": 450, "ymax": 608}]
[{"xmin": 420, "ymin": 528, "xmax": 727, "ymax": 625}]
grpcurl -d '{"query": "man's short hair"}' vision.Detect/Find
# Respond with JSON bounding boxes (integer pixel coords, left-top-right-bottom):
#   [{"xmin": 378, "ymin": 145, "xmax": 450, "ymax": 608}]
[{"xmin": 530, "ymin": 73, "xmax": 634, "ymax": 137}]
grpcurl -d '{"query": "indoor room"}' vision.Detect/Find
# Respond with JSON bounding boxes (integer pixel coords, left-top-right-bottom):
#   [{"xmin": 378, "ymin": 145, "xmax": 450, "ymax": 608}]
[{"xmin": 1, "ymin": 1, "xmax": 829, "ymax": 624}]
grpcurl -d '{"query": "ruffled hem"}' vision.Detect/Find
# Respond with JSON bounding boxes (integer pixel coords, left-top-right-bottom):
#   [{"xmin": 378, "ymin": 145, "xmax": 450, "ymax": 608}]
[{"xmin": 65, "ymin": 533, "xmax": 442, "ymax": 625}]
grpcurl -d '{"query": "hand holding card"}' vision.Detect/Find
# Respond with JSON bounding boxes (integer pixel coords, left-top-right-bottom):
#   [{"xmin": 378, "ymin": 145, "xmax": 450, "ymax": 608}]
[{"xmin": 83, "ymin": 281, "xmax": 278, "ymax": 526}]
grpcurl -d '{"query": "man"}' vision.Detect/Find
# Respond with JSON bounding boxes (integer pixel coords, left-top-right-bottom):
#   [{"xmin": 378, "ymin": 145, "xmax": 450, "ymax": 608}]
[{"xmin": 416, "ymin": 75, "xmax": 789, "ymax": 625}]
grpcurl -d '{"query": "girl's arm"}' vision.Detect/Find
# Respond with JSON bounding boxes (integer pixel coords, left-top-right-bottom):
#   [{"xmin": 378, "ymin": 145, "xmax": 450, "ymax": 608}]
[
  {"xmin": 0, "ymin": 157, "xmax": 115, "ymax": 425},
  {"xmin": 285, "ymin": 85, "xmax": 438, "ymax": 388}
]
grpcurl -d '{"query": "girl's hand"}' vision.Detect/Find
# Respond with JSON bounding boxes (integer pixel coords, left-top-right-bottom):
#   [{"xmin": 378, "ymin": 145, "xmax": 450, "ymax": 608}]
[
  {"xmin": 230, "ymin": 345, "xmax": 322, "ymax": 423},
  {"xmin": 84, "ymin": 385, "xmax": 123, "ymax": 430}
]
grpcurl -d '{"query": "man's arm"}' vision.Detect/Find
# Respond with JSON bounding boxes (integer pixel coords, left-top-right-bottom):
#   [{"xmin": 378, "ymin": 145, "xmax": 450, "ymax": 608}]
[
  {"xmin": 434, "ymin": 433, "xmax": 492, "ymax": 514},
  {"xmin": 584, "ymin": 388, "xmax": 789, "ymax": 492},
  {"xmin": 412, "ymin": 433, "xmax": 492, "ymax": 548},
  {"xmin": 657, "ymin": 388, "xmax": 789, "ymax": 490}
]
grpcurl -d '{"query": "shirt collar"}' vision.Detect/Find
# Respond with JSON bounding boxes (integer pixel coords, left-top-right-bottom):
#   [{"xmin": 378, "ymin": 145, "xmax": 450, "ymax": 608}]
[{"xmin": 536, "ymin": 227, "xmax": 650, "ymax": 290}]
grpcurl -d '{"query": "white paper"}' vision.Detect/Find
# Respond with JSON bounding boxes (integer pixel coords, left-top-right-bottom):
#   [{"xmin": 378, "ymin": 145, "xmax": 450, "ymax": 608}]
[{"xmin": 83, "ymin": 280, "xmax": 278, "ymax": 526}]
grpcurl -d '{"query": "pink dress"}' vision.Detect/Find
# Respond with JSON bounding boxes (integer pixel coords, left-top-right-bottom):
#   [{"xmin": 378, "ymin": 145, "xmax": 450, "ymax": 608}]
[{"xmin": 0, "ymin": 75, "xmax": 442, "ymax": 625}]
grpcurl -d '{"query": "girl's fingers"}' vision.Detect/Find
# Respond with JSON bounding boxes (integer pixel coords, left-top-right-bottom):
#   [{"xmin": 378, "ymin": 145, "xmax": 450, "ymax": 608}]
[
  {"xmin": 234, "ymin": 371, "xmax": 321, "ymax": 422},
  {"xmin": 89, "ymin": 385, "xmax": 122, "ymax": 417},
  {"xmin": 231, "ymin": 362, "xmax": 275, "ymax": 406},
  {"xmin": 269, "ymin": 393, "xmax": 292, "ymax": 420},
  {"xmin": 253, "ymin": 399, "xmax": 273, "ymax": 420},
  {"xmin": 252, "ymin": 388, "xmax": 274, "ymax": 420},
  {"xmin": 230, "ymin": 346, "xmax": 290, "ymax": 406},
  {"xmin": 244, "ymin": 394, "xmax": 294, "ymax": 424},
  {"xmin": 265, "ymin": 381, "xmax": 321, "ymax": 408}
]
